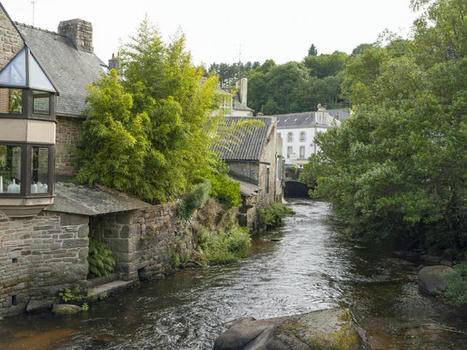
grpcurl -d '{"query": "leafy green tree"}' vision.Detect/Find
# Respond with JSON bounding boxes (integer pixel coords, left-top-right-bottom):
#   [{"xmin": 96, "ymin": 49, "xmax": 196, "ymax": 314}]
[
  {"xmin": 302, "ymin": 0, "xmax": 466, "ymax": 256},
  {"xmin": 304, "ymin": 51, "xmax": 348, "ymax": 79},
  {"xmin": 77, "ymin": 20, "xmax": 220, "ymax": 203},
  {"xmin": 351, "ymin": 43, "xmax": 374, "ymax": 56},
  {"xmin": 308, "ymin": 43, "xmax": 318, "ymax": 56}
]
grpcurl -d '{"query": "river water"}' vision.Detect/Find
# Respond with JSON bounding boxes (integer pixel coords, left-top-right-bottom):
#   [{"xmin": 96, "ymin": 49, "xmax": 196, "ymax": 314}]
[{"xmin": 1, "ymin": 200, "xmax": 466, "ymax": 349}]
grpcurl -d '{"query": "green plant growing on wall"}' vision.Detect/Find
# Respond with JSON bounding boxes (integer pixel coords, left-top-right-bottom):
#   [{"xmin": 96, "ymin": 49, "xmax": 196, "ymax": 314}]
[
  {"xmin": 258, "ymin": 203, "xmax": 294, "ymax": 233},
  {"xmin": 88, "ymin": 239, "xmax": 116, "ymax": 278},
  {"xmin": 198, "ymin": 227, "xmax": 250, "ymax": 265},
  {"xmin": 58, "ymin": 285, "xmax": 86, "ymax": 303},
  {"xmin": 209, "ymin": 172, "xmax": 241, "ymax": 208},
  {"xmin": 177, "ymin": 179, "xmax": 211, "ymax": 220}
]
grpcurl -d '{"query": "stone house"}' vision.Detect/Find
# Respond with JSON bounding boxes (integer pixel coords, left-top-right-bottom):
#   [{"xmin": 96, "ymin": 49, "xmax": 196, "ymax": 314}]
[
  {"xmin": 0, "ymin": 4, "xmax": 199, "ymax": 318},
  {"xmin": 215, "ymin": 116, "xmax": 284, "ymax": 231},
  {"xmin": 272, "ymin": 105, "xmax": 341, "ymax": 166},
  {"xmin": 218, "ymin": 77, "xmax": 254, "ymax": 117}
]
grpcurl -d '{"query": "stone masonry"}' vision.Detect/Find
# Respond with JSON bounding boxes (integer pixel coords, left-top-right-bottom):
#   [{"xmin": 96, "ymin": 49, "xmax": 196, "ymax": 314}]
[
  {"xmin": 0, "ymin": 210, "xmax": 89, "ymax": 318},
  {"xmin": 58, "ymin": 19, "xmax": 93, "ymax": 53},
  {"xmin": 55, "ymin": 116, "xmax": 83, "ymax": 176},
  {"xmin": 0, "ymin": 5, "xmax": 23, "ymax": 70}
]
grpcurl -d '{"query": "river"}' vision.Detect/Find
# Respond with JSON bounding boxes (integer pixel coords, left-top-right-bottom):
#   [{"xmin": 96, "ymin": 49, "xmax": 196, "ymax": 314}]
[{"xmin": 0, "ymin": 200, "xmax": 466, "ymax": 349}]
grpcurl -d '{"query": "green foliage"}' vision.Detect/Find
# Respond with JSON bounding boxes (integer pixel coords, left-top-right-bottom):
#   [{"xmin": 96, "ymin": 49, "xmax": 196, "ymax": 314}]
[
  {"xmin": 198, "ymin": 227, "xmax": 251, "ymax": 265},
  {"xmin": 308, "ymin": 43, "xmax": 318, "ymax": 56},
  {"xmin": 58, "ymin": 285, "xmax": 85, "ymax": 304},
  {"xmin": 443, "ymin": 264, "xmax": 467, "ymax": 307},
  {"xmin": 9, "ymin": 89, "xmax": 22, "ymax": 113},
  {"xmin": 209, "ymin": 172, "xmax": 242, "ymax": 208},
  {"xmin": 81, "ymin": 303, "xmax": 89, "ymax": 311},
  {"xmin": 258, "ymin": 203, "xmax": 294, "ymax": 232},
  {"xmin": 177, "ymin": 179, "xmax": 211, "ymax": 220},
  {"xmin": 303, "ymin": 0, "xmax": 466, "ymax": 254},
  {"xmin": 77, "ymin": 19, "xmax": 220, "ymax": 203},
  {"xmin": 88, "ymin": 239, "xmax": 116, "ymax": 278}
]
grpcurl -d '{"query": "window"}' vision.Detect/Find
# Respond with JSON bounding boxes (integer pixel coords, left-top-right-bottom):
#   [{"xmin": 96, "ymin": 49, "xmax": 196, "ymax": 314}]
[
  {"xmin": 0, "ymin": 49, "xmax": 26, "ymax": 87},
  {"xmin": 287, "ymin": 132, "xmax": 293, "ymax": 143},
  {"xmin": 287, "ymin": 146, "xmax": 293, "ymax": 159},
  {"xmin": 300, "ymin": 131, "xmax": 306, "ymax": 142},
  {"xmin": 266, "ymin": 166, "xmax": 270, "ymax": 193},
  {"xmin": 31, "ymin": 147, "xmax": 49, "ymax": 193},
  {"xmin": 299, "ymin": 146, "xmax": 305, "ymax": 159},
  {"xmin": 0, "ymin": 88, "xmax": 22, "ymax": 114},
  {"xmin": 0, "ymin": 145, "xmax": 21, "ymax": 194},
  {"xmin": 32, "ymin": 91, "xmax": 51, "ymax": 115}
]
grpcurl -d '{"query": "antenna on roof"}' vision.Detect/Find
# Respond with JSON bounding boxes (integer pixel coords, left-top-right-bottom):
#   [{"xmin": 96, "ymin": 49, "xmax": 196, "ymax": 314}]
[{"xmin": 31, "ymin": 0, "xmax": 36, "ymax": 26}]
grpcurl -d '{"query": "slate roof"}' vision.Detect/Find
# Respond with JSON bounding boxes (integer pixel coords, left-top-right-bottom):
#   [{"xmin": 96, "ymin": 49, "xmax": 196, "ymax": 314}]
[
  {"xmin": 215, "ymin": 116, "xmax": 274, "ymax": 161},
  {"xmin": 272, "ymin": 112, "xmax": 317, "ymax": 129},
  {"xmin": 16, "ymin": 23, "xmax": 105, "ymax": 117},
  {"xmin": 46, "ymin": 182, "xmax": 151, "ymax": 216},
  {"xmin": 327, "ymin": 108, "xmax": 350, "ymax": 121}
]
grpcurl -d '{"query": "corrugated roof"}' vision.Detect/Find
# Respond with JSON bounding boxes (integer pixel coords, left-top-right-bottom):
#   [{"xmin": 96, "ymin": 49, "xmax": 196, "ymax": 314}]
[
  {"xmin": 215, "ymin": 116, "xmax": 274, "ymax": 161},
  {"xmin": 272, "ymin": 112, "xmax": 316, "ymax": 129},
  {"xmin": 16, "ymin": 23, "xmax": 105, "ymax": 117},
  {"xmin": 46, "ymin": 182, "xmax": 151, "ymax": 216}
]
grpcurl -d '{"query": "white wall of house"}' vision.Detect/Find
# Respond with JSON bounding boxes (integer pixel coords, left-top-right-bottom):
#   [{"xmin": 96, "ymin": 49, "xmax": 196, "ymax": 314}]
[{"xmin": 277, "ymin": 126, "xmax": 332, "ymax": 164}]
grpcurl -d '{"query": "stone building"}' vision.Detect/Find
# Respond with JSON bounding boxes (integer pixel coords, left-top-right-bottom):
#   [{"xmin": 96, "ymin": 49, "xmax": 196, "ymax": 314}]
[
  {"xmin": 0, "ymin": 4, "xmax": 199, "ymax": 318},
  {"xmin": 215, "ymin": 116, "xmax": 284, "ymax": 230},
  {"xmin": 218, "ymin": 77, "xmax": 254, "ymax": 117}
]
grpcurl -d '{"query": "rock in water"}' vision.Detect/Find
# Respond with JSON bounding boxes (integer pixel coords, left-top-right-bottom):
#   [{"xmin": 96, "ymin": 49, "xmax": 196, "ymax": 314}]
[
  {"xmin": 214, "ymin": 308, "xmax": 368, "ymax": 350},
  {"xmin": 52, "ymin": 304, "xmax": 81, "ymax": 315},
  {"xmin": 418, "ymin": 265, "xmax": 454, "ymax": 296}
]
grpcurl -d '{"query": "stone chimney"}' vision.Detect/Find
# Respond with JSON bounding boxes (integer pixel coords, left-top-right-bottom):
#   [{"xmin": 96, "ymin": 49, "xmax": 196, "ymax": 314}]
[
  {"xmin": 235, "ymin": 77, "xmax": 248, "ymax": 106},
  {"xmin": 108, "ymin": 53, "xmax": 120, "ymax": 70},
  {"xmin": 58, "ymin": 19, "xmax": 93, "ymax": 53}
]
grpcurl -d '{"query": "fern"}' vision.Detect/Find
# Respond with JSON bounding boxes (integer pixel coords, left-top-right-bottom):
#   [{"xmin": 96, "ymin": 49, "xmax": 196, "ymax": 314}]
[{"xmin": 88, "ymin": 239, "xmax": 116, "ymax": 278}]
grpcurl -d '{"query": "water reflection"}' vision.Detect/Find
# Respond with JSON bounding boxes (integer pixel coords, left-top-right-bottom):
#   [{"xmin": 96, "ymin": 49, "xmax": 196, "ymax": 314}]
[{"xmin": 0, "ymin": 200, "xmax": 465, "ymax": 349}]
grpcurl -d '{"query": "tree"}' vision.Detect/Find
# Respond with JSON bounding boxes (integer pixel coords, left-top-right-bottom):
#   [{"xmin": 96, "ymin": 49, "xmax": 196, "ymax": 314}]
[
  {"xmin": 302, "ymin": 0, "xmax": 466, "ymax": 256},
  {"xmin": 351, "ymin": 43, "xmax": 374, "ymax": 56},
  {"xmin": 77, "ymin": 20, "xmax": 220, "ymax": 203},
  {"xmin": 308, "ymin": 44, "xmax": 318, "ymax": 56}
]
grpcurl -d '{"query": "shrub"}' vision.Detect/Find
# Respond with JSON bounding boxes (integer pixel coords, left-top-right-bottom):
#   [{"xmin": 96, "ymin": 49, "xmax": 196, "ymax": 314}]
[
  {"xmin": 443, "ymin": 264, "xmax": 467, "ymax": 307},
  {"xmin": 198, "ymin": 227, "xmax": 250, "ymax": 265},
  {"xmin": 258, "ymin": 202, "xmax": 294, "ymax": 232},
  {"xmin": 209, "ymin": 173, "xmax": 241, "ymax": 208},
  {"xmin": 177, "ymin": 179, "xmax": 212, "ymax": 220},
  {"xmin": 88, "ymin": 239, "xmax": 116, "ymax": 278},
  {"xmin": 58, "ymin": 285, "xmax": 86, "ymax": 304}
]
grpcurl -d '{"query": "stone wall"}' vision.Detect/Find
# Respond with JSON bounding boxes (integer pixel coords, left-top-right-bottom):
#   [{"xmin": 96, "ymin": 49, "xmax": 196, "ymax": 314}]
[
  {"xmin": 58, "ymin": 19, "xmax": 93, "ymax": 53},
  {"xmin": 0, "ymin": 210, "xmax": 89, "ymax": 318},
  {"xmin": 55, "ymin": 116, "xmax": 83, "ymax": 176},
  {"xmin": 0, "ymin": 6, "xmax": 23, "ymax": 70},
  {"xmin": 228, "ymin": 161, "xmax": 259, "ymax": 183},
  {"xmin": 89, "ymin": 204, "xmax": 194, "ymax": 281}
]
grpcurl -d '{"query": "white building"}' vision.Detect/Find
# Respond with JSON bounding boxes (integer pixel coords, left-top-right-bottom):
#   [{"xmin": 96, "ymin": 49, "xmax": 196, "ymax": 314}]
[
  {"xmin": 271, "ymin": 106, "xmax": 341, "ymax": 165},
  {"xmin": 217, "ymin": 77, "xmax": 254, "ymax": 117}
]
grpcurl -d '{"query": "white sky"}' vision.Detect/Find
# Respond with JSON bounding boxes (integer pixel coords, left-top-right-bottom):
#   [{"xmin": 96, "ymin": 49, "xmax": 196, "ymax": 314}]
[{"xmin": 3, "ymin": 0, "xmax": 419, "ymax": 67}]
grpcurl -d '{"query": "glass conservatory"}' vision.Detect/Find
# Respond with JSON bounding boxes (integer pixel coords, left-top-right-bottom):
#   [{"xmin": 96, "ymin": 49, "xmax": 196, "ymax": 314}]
[{"xmin": 0, "ymin": 47, "xmax": 57, "ymax": 217}]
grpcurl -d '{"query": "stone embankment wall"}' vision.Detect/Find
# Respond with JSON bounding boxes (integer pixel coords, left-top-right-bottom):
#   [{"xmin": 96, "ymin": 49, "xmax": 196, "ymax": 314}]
[
  {"xmin": 90, "ymin": 204, "xmax": 195, "ymax": 281},
  {"xmin": 0, "ymin": 211, "xmax": 89, "ymax": 318}
]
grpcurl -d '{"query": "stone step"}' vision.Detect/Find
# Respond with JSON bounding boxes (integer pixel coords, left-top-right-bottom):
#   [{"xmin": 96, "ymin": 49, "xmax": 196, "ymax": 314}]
[{"xmin": 87, "ymin": 280, "xmax": 135, "ymax": 300}]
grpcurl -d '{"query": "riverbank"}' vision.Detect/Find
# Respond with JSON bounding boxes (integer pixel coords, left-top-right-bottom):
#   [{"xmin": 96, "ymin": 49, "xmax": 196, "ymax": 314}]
[{"xmin": 0, "ymin": 200, "xmax": 465, "ymax": 349}]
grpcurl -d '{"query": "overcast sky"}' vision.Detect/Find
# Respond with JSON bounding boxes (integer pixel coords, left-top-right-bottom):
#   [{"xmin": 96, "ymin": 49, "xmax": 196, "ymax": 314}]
[{"xmin": 3, "ymin": 0, "xmax": 419, "ymax": 67}]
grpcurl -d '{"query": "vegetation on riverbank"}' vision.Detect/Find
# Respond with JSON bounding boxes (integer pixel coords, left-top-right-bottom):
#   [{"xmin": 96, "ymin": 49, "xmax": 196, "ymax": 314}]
[
  {"xmin": 301, "ymin": 0, "xmax": 466, "ymax": 259},
  {"xmin": 257, "ymin": 203, "xmax": 294, "ymax": 233},
  {"xmin": 443, "ymin": 264, "xmax": 467, "ymax": 307}
]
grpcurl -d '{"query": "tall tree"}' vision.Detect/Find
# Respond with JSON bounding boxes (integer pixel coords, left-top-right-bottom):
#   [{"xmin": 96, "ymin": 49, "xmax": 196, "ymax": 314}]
[{"xmin": 308, "ymin": 43, "xmax": 318, "ymax": 56}]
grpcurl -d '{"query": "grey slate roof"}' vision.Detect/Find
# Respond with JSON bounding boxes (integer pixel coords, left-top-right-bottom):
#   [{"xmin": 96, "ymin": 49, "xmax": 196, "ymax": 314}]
[
  {"xmin": 215, "ymin": 116, "xmax": 274, "ymax": 161},
  {"xmin": 327, "ymin": 108, "xmax": 350, "ymax": 121},
  {"xmin": 46, "ymin": 182, "xmax": 151, "ymax": 216},
  {"xmin": 273, "ymin": 112, "xmax": 317, "ymax": 129},
  {"xmin": 16, "ymin": 23, "xmax": 105, "ymax": 117}
]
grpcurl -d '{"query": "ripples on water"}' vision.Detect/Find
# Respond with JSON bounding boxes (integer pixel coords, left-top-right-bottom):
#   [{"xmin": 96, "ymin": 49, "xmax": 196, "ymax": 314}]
[{"xmin": 1, "ymin": 200, "xmax": 466, "ymax": 350}]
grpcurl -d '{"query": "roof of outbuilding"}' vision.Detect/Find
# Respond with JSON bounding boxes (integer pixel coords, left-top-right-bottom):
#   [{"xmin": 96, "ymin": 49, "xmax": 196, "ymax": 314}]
[
  {"xmin": 16, "ymin": 23, "xmax": 105, "ymax": 117},
  {"xmin": 272, "ymin": 112, "xmax": 317, "ymax": 129},
  {"xmin": 215, "ymin": 116, "xmax": 274, "ymax": 161},
  {"xmin": 46, "ymin": 181, "xmax": 151, "ymax": 216}
]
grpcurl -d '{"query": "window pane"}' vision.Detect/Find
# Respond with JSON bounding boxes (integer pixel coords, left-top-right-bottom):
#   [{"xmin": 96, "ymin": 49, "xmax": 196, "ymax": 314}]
[
  {"xmin": 31, "ymin": 147, "xmax": 49, "ymax": 193},
  {"xmin": 300, "ymin": 132, "xmax": 306, "ymax": 142},
  {"xmin": 300, "ymin": 146, "xmax": 305, "ymax": 158},
  {"xmin": 32, "ymin": 91, "xmax": 50, "ymax": 115},
  {"xmin": 28, "ymin": 53, "xmax": 55, "ymax": 91},
  {"xmin": 0, "ymin": 49, "xmax": 26, "ymax": 87},
  {"xmin": 287, "ymin": 132, "xmax": 293, "ymax": 142},
  {"xmin": 0, "ymin": 88, "xmax": 22, "ymax": 114},
  {"xmin": 0, "ymin": 145, "xmax": 21, "ymax": 194},
  {"xmin": 287, "ymin": 146, "xmax": 293, "ymax": 158}
]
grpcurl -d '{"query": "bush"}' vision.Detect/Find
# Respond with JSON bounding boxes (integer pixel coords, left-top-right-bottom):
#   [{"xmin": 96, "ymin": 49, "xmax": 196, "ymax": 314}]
[
  {"xmin": 198, "ymin": 227, "xmax": 250, "ymax": 265},
  {"xmin": 177, "ymin": 180, "xmax": 212, "ymax": 220},
  {"xmin": 258, "ymin": 202, "xmax": 294, "ymax": 232},
  {"xmin": 443, "ymin": 264, "xmax": 467, "ymax": 307},
  {"xmin": 209, "ymin": 173, "xmax": 242, "ymax": 208},
  {"xmin": 88, "ymin": 239, "xmax": 116, "ymax": 278}
]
